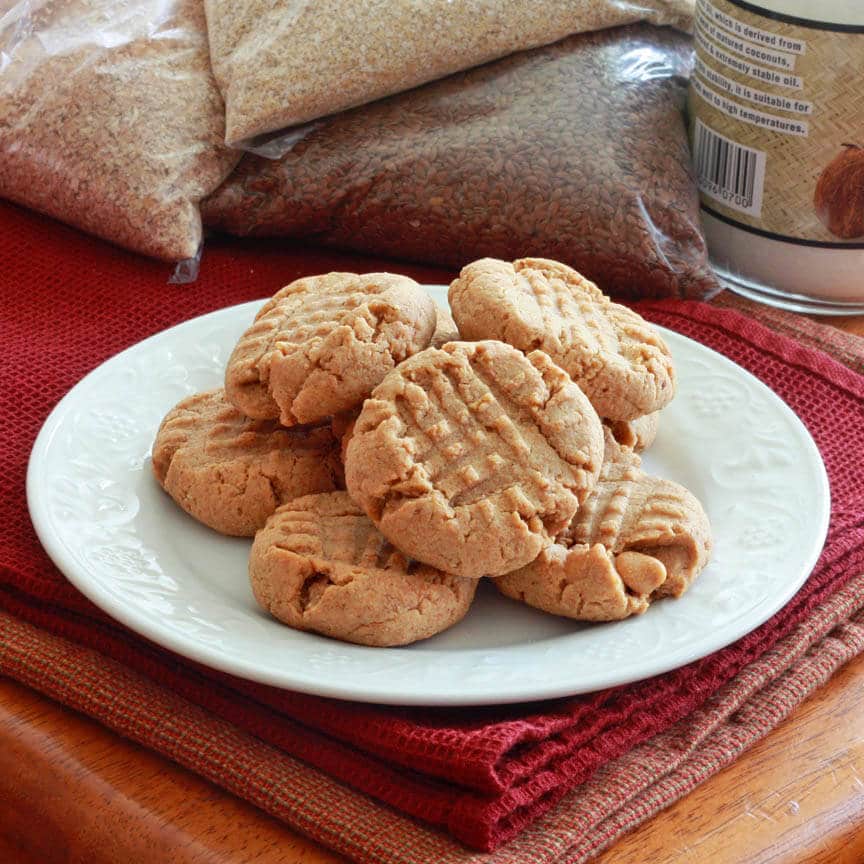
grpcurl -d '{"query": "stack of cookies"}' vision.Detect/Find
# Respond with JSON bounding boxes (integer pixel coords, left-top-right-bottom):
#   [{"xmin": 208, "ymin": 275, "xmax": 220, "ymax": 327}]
[{"xmin": 153, "ymin": 259, "xmax": 711, "ymax": 647}]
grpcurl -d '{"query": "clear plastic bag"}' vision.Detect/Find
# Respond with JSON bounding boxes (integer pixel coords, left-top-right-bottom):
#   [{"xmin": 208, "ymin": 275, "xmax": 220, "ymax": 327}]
[
  {"xmin": 202, "ymin": 24, "xmax": 720, "ymax": 300},
  {"xmin": 0, "ymin": 0, "xmax": 240, "ymax": 263},
  {"xmin": 205, "ymin": 0, "xmax": 697, "ymax": 146}
]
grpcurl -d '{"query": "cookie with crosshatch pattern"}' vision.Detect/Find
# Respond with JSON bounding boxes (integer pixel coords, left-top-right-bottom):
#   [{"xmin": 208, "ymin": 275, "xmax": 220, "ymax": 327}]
[
  {"xmin": 344, "ymin": 340, "xmax": 604, "ymax": 578},
  {"xmin": 225, "ymin": 272, "xmax": 436, "ymax": 426},
  {"xmin": 494, "ymin": 432, "xmax": 711, "ymax": 620},
  {"xmin": 448, "ymin": 257, "xmax": 676, "ymax": 421},
  {"xmin": 249, "ymin": 492, "xmax": 477, "ymax": 646},
  {"xmin": 152, "ymin": 389, "xmax": 343, "ymax": 536}
]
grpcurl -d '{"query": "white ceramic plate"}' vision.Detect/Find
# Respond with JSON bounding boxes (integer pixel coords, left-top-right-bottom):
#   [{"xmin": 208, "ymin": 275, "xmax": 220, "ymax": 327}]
[{"xmin": 27, "ymin": 288, "xmax": 830, "ymax": 706}]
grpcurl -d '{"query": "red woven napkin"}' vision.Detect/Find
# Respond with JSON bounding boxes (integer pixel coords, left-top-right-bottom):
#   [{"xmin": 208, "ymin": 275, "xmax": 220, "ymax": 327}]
[{"xmin": 2, "ymin": 200, "xmax": 863, "ymax": 852}]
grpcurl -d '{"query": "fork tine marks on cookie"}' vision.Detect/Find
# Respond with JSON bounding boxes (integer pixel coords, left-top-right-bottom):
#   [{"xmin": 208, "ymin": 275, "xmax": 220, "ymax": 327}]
[
  {"xmin": 345, "ymin": 340, "xmax": 604, "ymax": 578},
  {"xmin": 225, "ymin": 272, "xmax": 436, "ymax": 426},
  {"xmin": 494, "ymin": 435, "xmax": 711, "ymax": 621},
  {"xmin": 250, "ymin": 492, "xmax": 477, "ymax": 647},
  {"xmin": 449, "ymin": 257, "xmax": 677, "ymax": 421},
  {"xmin": 152, "ymin": 389, "xmax": 343, "ymax": 537}
]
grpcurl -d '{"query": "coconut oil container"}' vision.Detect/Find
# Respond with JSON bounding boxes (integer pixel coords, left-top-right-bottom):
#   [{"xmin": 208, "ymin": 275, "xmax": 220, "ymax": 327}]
[{"xmin": 688, "ymin": 0, "xmax": 864, "ymax": 313}]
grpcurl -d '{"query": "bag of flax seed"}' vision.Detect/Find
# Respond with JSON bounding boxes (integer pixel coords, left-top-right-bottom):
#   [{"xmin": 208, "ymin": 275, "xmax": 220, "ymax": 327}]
[
  {"xmin": 0, "ymin": 0, "xmax": 239, "ymax": 269},
  {"xmin": 205, "ymin": 0, "xmax": 698, "ymax": 147},
  {"xmin": 202, "ymin": 24, "xmax": 720, "ymax": 300}
]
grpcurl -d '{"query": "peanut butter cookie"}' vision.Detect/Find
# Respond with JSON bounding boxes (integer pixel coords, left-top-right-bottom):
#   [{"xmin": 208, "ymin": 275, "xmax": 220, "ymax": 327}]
[
  {"xmin": 152, "ymin": 389, "xmax": 343, "ymax": 536},
  {"xmin": 448, "ymin": 257, "xmax": 676, "ymax": 420},
  {"xmin": 225, "ymin": 272, "xmax": 436, "ymax": 426},
  {"xmin": 249, "ymin": 492, "xmax": 477, "ymax": 646},
  {"xmin": 344, "ymin": 340, "xmax": 604, "ymax": 578},
  {"xmin": 494, "ymin": 434, "xmax": 711, "ymax": 620}
]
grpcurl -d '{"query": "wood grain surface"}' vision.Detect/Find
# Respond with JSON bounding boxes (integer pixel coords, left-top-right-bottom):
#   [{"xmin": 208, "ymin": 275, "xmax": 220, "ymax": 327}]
[
  {"xmin": 829, "ymin": 315, "xmax": 864, "ymax": 338},
  {"xmin": 594, "ymin": 652, "xmax": 864, "ymax": 864},
  {"xmin": 0, "ymin": 677, "xmax": 346, "ymax": 864}
]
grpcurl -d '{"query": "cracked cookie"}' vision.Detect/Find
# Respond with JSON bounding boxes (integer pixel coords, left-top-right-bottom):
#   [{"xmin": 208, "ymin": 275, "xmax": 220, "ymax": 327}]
[
  {"xmin": 448, "ymin": 257, "xmax": 676, "ymax": 421},
  {"xmin": 152, "ymin": 389, "xmax": 343, "ymax": 536},
  {"xmin": 249, "ymin": 492, "xmax": 477, "ymax": 646},
  {"xmin": 494, "ymin": 433, "xmax": 711, "ymax": 620},
  {"xmin": 344, "ymin": 340, "xmax": 604, "ymax": 578},
  {"xmin": 225, "ymin": 272, "xmax": 436, "ymax": 426}
]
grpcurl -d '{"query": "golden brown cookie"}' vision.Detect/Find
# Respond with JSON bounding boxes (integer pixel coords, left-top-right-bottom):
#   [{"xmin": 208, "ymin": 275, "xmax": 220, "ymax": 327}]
[
  {"xmin": 152, "ymin": 389, "xmax": 343, "ymax": 536},
  {"xmin": 344, "ymin": 340, "xmax": 604, "ymax": 578},
  {"xmin": 249, "ymin": 492, "xmax": 477, "ymax": 646},
  {"xmin": 225, "ymin": 272, "xmax": 436, "ymax": 426},
  {"xmin": 494, "ymin": 434, "xmax": 711, "ymax": 620},
  {"xmin": 448, "ymin": 257, "xmax": 676, "ymax": 421},
  {"xmin": 430, "ymin": 304, "xmax": 460, "ymax": 348},
  {"xmin": 606, "ymin": 410, "xmax": 660, "ymax": 452}
]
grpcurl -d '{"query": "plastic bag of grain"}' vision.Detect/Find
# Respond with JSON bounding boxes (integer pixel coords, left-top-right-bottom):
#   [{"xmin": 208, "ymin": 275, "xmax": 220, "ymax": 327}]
[
  {"xmin": 202, "ymin": 24, "xmax": 719, "ymax": 300},
  {"xmin": 0, "ymin": 0, "xmax": 240, "ymax": 266},
  {"xmin": 205, "ymin": 0, "xmax": 697, "ymax": 146}
]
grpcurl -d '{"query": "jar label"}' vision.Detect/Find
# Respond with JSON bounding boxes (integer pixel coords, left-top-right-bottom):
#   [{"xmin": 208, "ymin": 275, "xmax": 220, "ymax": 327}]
[{"xmin": 689, "ymin": 0, "xmax": 864, "ymax": 245}]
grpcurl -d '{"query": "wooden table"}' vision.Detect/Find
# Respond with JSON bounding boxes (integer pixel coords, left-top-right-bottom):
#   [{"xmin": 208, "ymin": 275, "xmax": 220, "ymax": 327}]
[{"xmin": 2, "ymin": 312, "xmax": 863, "ymax": 864}]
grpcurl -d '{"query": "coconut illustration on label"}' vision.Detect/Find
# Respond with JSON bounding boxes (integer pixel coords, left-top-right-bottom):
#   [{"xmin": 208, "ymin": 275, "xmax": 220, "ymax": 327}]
[{"xmin": 814, "ymin": 143, "xmax": 864, "ymax": 240}]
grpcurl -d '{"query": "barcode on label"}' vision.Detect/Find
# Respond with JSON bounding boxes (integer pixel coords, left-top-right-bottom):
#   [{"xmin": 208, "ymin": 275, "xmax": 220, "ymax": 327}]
[{"xmin": 693, "ymin": 119, "xmax": 765, "ymax": 218}]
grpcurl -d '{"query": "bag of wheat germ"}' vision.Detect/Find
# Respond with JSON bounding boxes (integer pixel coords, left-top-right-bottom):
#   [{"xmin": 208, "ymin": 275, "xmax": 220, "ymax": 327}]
[
  {"xmin": 205, "ymin": 0, "xmax": 697, "ymax": 145},
  {"xmin": 0, "ymin": 0, "xmax": 239, "ymax": 265}
]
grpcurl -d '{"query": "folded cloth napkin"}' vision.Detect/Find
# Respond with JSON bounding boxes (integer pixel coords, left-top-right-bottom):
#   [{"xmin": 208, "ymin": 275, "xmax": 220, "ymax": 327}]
[{"xmin": 1, "ymin": 199, "xmax": 863, "ymax": 856}]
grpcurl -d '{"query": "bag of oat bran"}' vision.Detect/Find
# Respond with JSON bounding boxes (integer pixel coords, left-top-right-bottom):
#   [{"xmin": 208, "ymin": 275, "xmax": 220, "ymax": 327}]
[
  {"xmin": 205, "ymin": 0, "xmax": 697, "ymax": 146},
  {"xmin": 0, "ymin": 0, "xmax": 239, "ymax": 265},
  {"xmin": 202, "ymin": 24, "xmax": 719, "ymax": 300}
]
